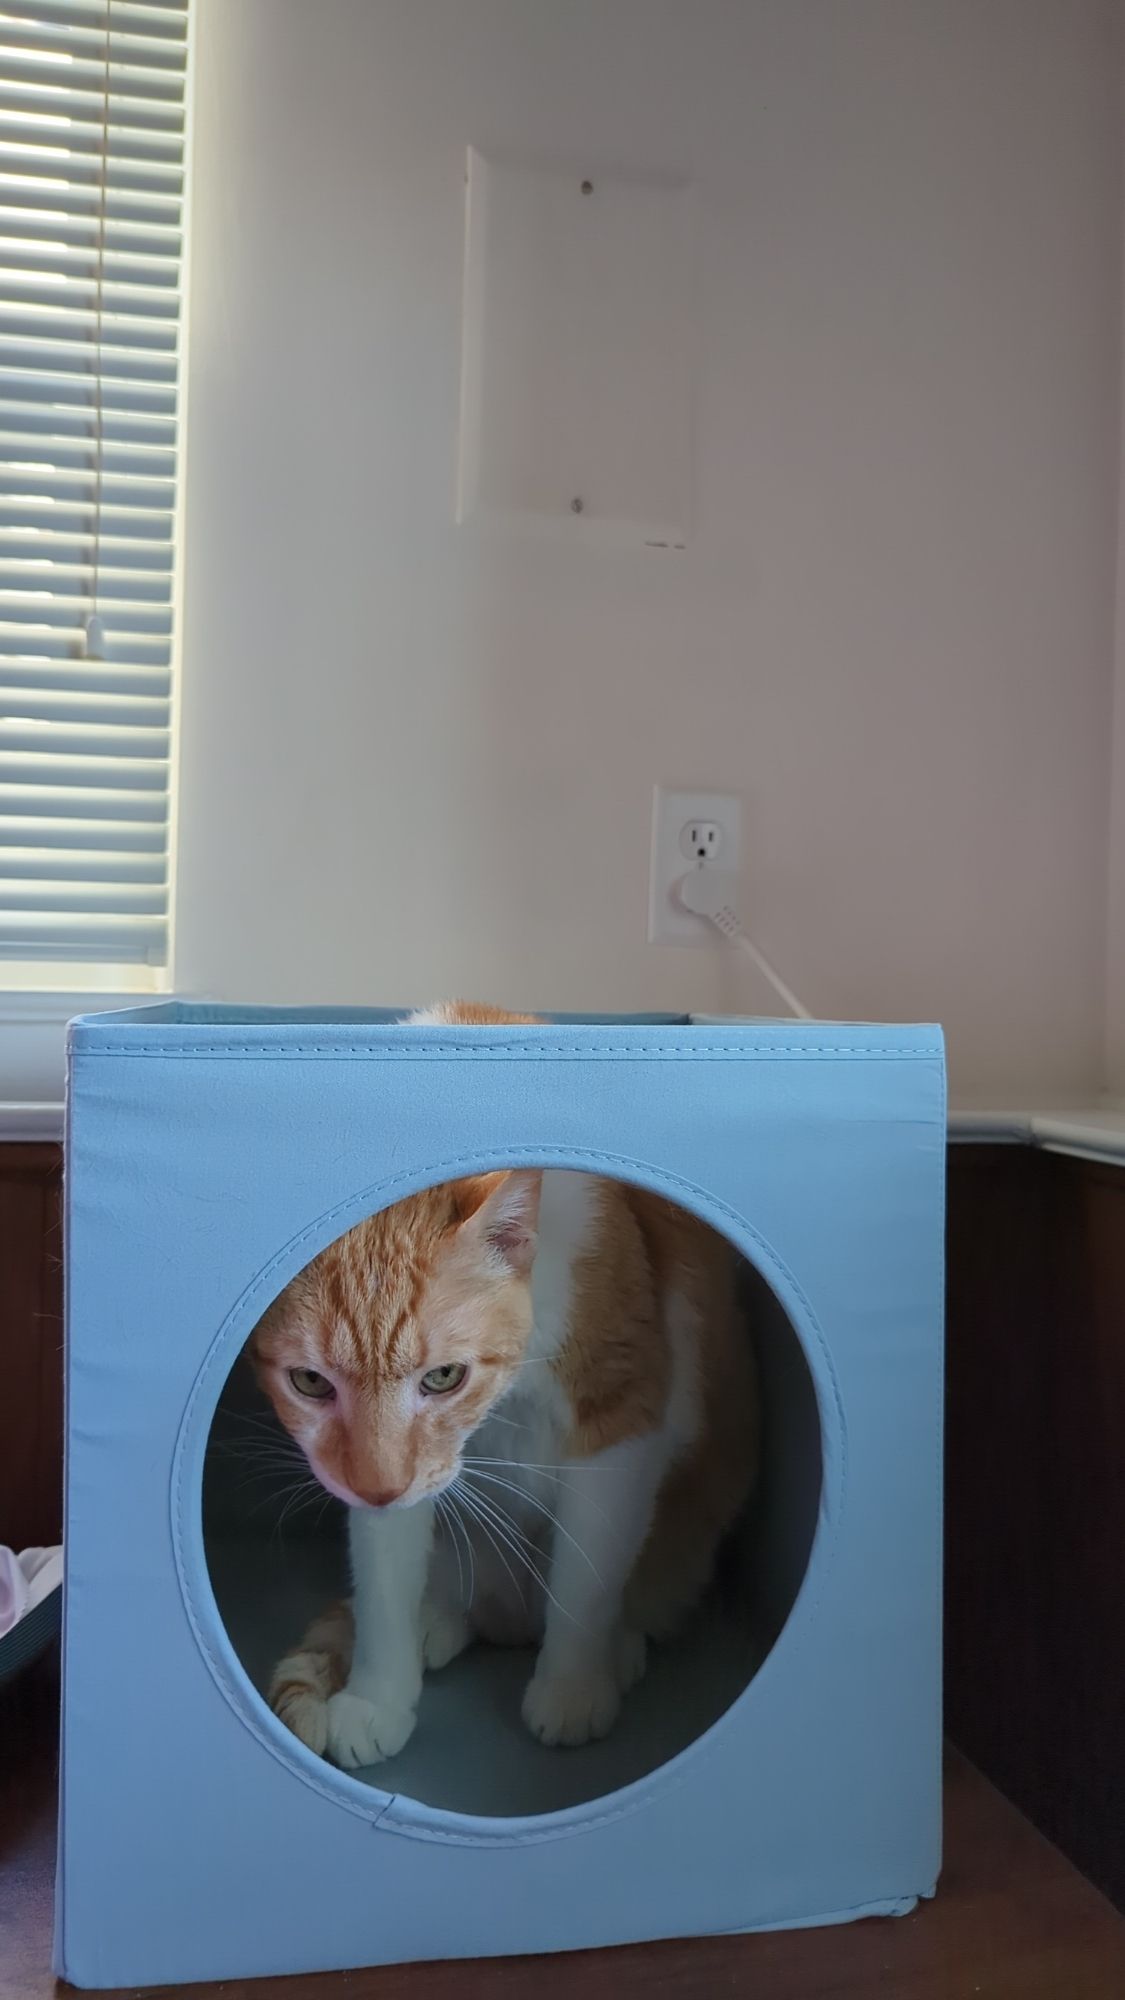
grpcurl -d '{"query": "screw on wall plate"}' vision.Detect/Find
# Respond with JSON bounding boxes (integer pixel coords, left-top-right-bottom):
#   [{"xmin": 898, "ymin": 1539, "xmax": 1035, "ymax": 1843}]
[
  {"xmin": 571, "ymin": 496, "xmax": 584, "ymax": 514},
  {"xmin": 581, "ymin": 180, "xmax": 593, "ymax": 195}
]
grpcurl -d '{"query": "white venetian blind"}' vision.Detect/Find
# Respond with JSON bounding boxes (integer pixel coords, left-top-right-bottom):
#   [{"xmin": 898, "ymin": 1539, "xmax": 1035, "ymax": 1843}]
[{"xmin": 0, "ymin": 0, "xmax": 188, "ymax": 984}]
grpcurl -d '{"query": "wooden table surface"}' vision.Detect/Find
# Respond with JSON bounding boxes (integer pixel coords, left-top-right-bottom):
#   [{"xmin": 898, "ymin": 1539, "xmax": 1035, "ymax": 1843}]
[{"xmin": 4, "ymin": 1661, "xmax": 1125, "ymax": 2000}]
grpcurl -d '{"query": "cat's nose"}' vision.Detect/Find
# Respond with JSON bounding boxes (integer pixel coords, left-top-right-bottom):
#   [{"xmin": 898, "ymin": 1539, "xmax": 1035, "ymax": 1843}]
[{"xmin": 355, "ymin": 1483, "xmax": 406, "ymax": 1509}]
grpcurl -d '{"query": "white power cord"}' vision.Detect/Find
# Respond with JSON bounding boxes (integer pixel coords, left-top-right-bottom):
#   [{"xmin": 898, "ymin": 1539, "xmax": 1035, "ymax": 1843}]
[{"xmin": 676, "ymin": 866, "xmax": 813, "ymax": 1021}]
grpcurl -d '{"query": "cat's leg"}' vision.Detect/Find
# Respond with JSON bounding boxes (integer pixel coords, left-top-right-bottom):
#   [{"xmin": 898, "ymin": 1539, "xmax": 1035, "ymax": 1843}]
[
  {"xmin": 325, "ymin": 1500, "xmax": 434, "ymax": 1768},
  {"xmin": 268, "ymin": 1599, "xmax": 353, "ymax": 1755},
  {"xmin": 521, "ymin": 1435, "xmax": 668, "ymax": 1748},
  {"xmin": 420, "ymin": 1519, "xmax": 474, "ymax": 1671},
  {"xmin": 625, "ymin": 1467, "xmax": 727, "ymax": 1640}
]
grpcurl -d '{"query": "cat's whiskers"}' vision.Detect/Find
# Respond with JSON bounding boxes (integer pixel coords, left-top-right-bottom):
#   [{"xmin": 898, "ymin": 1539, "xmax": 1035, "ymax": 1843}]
[
  {"xmin": 454, "ymin": 1495, "xmax": 477, "ymax": 1608},
  {"xmin": 230, "ymin": 1466, "xmax": 310, "ymax": 1496},
  {"xmin": 211, "ymin": 1436, "xmax": 315, "ymax": 1499},
  {"xmin": 457, "ymin": 1477, "xmax": 556, "ymax": 1607},
  {"xmin": 217, "ymin": 1411, "xmax": 295, "ymax": 1442},
  {"xmin": 239, "ymin": 1475, "xmax": 319, "ymax": 1522},
  {"xmin": 434, "ymin": 1492, "xmax": 467, "ymax": 1604},
  {"xmin": 461, "ymin": 1454, "xmax": 615, "ymax": 1525},
  {"xmin": 210, "ymin": 1434, "xmax": 291, "ymax": 1455},
  {"xmin": 217, "ymin": 1455, "xmax": 306, "ymax": 1476},
  {"xmin": 439, "ymin": 1488, "xmax": 477, "ymax": 1607},
  {"xmin": 210, "ymin": 1427, "xmax": 304, "ymax": 1456},
  {"xmin": 211, "ymin": 1423, "xmax": 308, "ymax": 1459},
  {"xmin": 459, "ymin": 1477, "xmax": 542, "ymax": 1563},
  {"xmin": 462, "ymin": 1467, "xmax": 607, "ymax": 1586},
  {"xmin": 214, "ymin": 1443, "xmax": 308, "ymax": 1475},
  {"xmin": 465, "ymin": 1453, "xmax": 615, "ymax": 1473},
  {"xmin": 279, "ymin": 1489, "xmax": 328, "ymax": 1534},
  {"xmin": 463, "ymin": 1492, "xmax": 559, "ymax": 1624},
  {"xmin": 453, "ymin": 1479, "xmax": 530, "ymax": 1608},
  {"xmin": 454, "ymin": 1477, "xmax": 581, "ymax": 1629},
  {"xmin": 272, "ymin": 1476, "xmax": 327, "ymax": 1535}
]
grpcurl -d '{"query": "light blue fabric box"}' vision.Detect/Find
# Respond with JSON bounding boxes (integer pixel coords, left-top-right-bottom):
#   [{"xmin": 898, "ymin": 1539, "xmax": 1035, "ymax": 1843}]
[{"xmin": 56, "ymin": 1005, "xmax": 945, "ymax": 1988}]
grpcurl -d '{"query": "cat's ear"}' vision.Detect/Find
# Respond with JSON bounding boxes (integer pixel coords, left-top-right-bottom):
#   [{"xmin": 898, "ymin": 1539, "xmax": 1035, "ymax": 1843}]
[{"xmin": 452, "ymin": 1169, "xmax": 542, "ymax": 1277}]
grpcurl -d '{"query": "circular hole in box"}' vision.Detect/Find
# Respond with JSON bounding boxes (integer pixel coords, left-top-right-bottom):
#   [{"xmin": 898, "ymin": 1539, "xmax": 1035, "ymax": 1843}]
[{"xmin": 202, "ymin": 1170, "xmax": 823, "ymax": 1819}]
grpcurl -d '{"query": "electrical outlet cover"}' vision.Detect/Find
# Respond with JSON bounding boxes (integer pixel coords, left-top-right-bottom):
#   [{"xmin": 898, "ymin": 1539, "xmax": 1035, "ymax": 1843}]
[{"xmin": 648, "ymin": 787, "xmax": 742, "ymax": 944}]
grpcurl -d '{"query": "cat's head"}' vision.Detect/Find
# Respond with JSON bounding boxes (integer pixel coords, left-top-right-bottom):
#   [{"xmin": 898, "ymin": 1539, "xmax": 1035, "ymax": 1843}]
[{"xmin": 249, "ymin": 1170, "xmax": 541, "ymax": 1510}]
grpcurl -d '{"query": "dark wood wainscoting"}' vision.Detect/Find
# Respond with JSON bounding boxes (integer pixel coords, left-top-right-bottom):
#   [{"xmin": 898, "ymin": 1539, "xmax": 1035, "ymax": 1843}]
[
  {"xmin": 1, "ymin": 1139, "xmax": 1122, "ymax": 1908},
  {"xmin": 0, "ymin": 1143, "xmax": 62, "ymax": 1554},
  {"xmin": 946, "ymin": 1144, "xmax": 1125, "ymax": 1911}
]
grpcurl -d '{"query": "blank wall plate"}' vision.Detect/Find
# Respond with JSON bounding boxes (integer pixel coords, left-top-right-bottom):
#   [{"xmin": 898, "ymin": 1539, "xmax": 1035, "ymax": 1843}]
[
  {"xmin": 458, "ymin": 149, "xmax": 694, "ymax": 547},
  {"xmin": 648, "ymin": 787, "xmax": 742, "ymax": 945}
]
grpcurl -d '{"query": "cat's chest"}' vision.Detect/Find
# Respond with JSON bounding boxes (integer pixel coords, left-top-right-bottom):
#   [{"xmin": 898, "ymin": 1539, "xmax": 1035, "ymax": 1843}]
[
  {"xmin": 463, "ymin": 1391, "xmax": 566, "ymax": 1534},
  {"xmin": 459, "ymin": 1169, "xmax": 596, "ymax": 1532}
]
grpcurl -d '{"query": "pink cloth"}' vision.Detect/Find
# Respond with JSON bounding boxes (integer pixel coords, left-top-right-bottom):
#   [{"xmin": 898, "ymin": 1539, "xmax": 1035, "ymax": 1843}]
[{"xmin": 0, "ymin": 1545, "xmax": 62, "ymax": 1639}]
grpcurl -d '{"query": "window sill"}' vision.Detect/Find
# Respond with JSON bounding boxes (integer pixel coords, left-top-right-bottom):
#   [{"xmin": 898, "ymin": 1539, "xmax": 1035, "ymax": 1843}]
[
  {"xmin": 0, "ymin": 1101, "xmax": 64, "ymax": 1141},
  {"xmin": 0, "ymin": 988, "xmax": 161, "ymax": 1131},
  {"xmin": 948, "ymin": 1108, "xmax": 1125, "ymax": 1167}
]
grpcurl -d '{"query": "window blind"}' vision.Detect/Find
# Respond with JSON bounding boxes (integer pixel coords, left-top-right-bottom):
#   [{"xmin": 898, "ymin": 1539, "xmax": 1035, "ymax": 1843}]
[{"xmin": 0, "ymin": 0, "xmax": 188, "ymax": 983}]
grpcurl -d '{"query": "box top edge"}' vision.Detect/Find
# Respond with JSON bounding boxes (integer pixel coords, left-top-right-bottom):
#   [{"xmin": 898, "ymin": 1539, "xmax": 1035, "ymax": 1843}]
[{"xmin": 66, "ymin": 1001, "xmax": 945, "ymax": 1060}]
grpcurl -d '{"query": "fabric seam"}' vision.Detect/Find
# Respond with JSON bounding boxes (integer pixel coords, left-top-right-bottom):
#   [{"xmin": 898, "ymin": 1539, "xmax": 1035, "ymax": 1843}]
[{"xmin": 75, "ymin": 1041, "xmax": 940, "ymax": 1060}]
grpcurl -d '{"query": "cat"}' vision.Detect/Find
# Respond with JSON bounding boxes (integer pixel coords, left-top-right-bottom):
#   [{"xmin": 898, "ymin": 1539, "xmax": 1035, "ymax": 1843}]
[{"xmin": 251, "ymin": 1003, "xmax": 758, "ymax": 1768}]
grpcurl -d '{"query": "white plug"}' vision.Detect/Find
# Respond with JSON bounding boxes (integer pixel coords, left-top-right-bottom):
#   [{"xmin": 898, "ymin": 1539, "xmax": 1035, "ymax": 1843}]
[{"xmin": 676, "ymin": 866, "xmax": 813, "ymax": 1020}]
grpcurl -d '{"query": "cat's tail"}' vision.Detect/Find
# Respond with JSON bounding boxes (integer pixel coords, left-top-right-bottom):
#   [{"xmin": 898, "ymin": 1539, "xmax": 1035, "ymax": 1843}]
[{"xmin": 268, "ymin": 1598, "xmax": 354, "ymax": 1756}]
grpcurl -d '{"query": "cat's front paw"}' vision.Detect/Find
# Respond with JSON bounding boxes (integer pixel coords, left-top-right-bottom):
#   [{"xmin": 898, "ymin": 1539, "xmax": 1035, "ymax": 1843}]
[
  {"xmin": 325, "ymin": 1687, "xmax": 417, "ymax": 1769},
  {"xmin": 522, "ymin": 1663, "xmax": 621, "ymax": 1748}
]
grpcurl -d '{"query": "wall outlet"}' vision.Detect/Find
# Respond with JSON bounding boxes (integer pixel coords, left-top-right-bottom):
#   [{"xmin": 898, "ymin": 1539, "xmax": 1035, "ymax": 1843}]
[
  {"xmin": 648, "ymin": 787, "xmax": 742, "ymax": 944},
  {"xmin": 679, "ymin": 819, "xmax": 725, "ymax": 863}
]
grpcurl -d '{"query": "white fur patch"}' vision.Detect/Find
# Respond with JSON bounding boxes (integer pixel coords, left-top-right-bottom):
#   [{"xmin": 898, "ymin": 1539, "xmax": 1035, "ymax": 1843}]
[
  {"xmin": 662, "ymin": 1288, "xmax": 703, "ymax": 1459},
  {"xmin": 521, "ymin": 1660, "xmax": 622, "ymax": 1746},
  {"xmin": 439, "ymin": 1173, "xmax": 600, "ymax": 1641},
  {"xmin": 325, "ymin": 1688, "xmax": 417, "ymax": 1768},
  {"xmin": 528, "ymin": 1170, "xmax": 600, "ymax": 1365}
]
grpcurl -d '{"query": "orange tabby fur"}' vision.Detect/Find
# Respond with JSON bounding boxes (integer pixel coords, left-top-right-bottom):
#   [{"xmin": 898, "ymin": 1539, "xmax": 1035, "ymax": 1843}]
[{"xmin": 253, "ymin": 1171, "xmax": 541, "ymax": 1508}]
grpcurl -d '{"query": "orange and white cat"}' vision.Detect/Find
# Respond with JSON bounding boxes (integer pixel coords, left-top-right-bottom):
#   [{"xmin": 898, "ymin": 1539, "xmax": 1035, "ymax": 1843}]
[{"xmin": 251, "ymin": 1004, "xmax": 757, "ymax": 1767}]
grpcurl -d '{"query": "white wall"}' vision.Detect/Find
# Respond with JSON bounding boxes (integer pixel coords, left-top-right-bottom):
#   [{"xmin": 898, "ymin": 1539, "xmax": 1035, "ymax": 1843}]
[
  {"xmin": 1111, "ymin": 501, "xmax": 1125, "ymax": 1098},
  {"xmin": 1099, "ymin": 35, "xmax": 1125, "ymax": 1106},
  {"xmin": 174, "ymin": 0, "xmax": 1124, "ymax": 1106}
]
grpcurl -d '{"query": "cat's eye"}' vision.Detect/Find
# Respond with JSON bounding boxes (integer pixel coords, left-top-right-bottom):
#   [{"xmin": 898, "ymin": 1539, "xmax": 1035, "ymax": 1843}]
[
  {"xmin": 419, "ymin": 1362, "xmax": 467, "ymax": 1396},
  {"xmin": 288, "ymin": 1367, "xmax": 334, "ymax": 1399}
]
